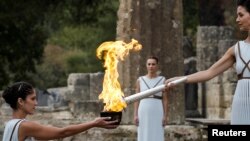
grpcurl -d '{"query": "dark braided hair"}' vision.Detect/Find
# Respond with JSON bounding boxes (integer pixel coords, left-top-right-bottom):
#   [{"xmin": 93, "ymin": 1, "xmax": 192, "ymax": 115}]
[
  {"xmin": 2, "ymin": 82, "xmax": 34, "ymax": 110},
  {"xmin": 237, "ymin": 0, "xmax": 250, "ymax": 13}
]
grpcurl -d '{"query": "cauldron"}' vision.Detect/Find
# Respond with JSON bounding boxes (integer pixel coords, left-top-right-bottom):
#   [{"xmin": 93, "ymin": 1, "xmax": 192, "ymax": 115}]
[{"xmin": 100, "ymin": 111, "xmax": 122, "ymax": 125}]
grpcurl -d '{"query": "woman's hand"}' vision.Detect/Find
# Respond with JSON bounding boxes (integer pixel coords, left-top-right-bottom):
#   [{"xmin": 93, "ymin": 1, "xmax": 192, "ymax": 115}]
[
  {"xmin": 165, "ymin": 76, "xmax": 188, "ymax": 91},
  {"xmin": 93, "ymin": 117, "xmax": 118, "ymax": 129},
  {"xmin": 162, "ymin": 116, "xmax": 167, "ymax": 126},
  {"xmin": 134, "ymin": 116, "xmax": 139, "ymax": 126},
  {"xmin": 164, "ymin": 77, "xmax": 180, "ymax": 91}
]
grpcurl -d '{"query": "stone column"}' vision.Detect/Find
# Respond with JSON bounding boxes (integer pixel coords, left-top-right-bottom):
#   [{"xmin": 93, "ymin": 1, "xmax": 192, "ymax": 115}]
[
  {"xmin": 196, "ymin": 26, "xmax": 236, "ymax": 119},
  {"xmin": 117, "ymin": 0, "xmax": 184, "ymax": 124}
]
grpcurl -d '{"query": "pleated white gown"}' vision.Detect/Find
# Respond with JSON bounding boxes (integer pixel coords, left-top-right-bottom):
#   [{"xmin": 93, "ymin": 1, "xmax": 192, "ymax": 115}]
[
  {"xmin": 231, "ymin": 41, "xmax": 250, "ymax": 124},
  {"xmin": 137, "ymin": 76, "xmax": 165, "ymax": 141}
]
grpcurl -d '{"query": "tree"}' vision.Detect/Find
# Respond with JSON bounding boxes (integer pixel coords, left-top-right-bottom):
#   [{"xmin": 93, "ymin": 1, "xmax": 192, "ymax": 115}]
[
  {"xmin": 0, "ymin": 0, "xmax": 53, "ymax": 88},
  {"xmin": 32, "ymin": 0, "xmax": 119, "ymax": 88},
  {"xmin": 0, "ymin": 0, "xmax": 119, "ymax": 89}
]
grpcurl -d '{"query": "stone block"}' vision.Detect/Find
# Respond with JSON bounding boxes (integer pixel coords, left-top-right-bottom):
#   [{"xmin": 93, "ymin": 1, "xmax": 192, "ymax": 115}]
[
  {"xmin": 197, "ymin": 26, "xmax": 234, "ymax": 43},
  {"xmin": 31, "ymin": 109, "xmax": 74, "ymax": 121},
  {"xmin": 206, "ymin": 94, "xmax": 220, "ymax": 107},
  {"xmin": 47, "ymin": 87, "xmax": 70, "ymax": 108},
  {"xmin": 68, "ymin": 73, "xmax": 90, "ymax": 87},
  {"xmin": 89, "ymin": 72, "xmax": 104, "ymax": 100},
  {"xmin": 206, "ymin": 84, "xmax": 221, "ymax": 99},
  {"xmin": 70, "ymin": 101, "xmax": 103, "ymax": 121},
  {"xmin": 220, "ymin": 94, "xmax": 233, "ymax": 108},
  {"xmin": 218, "ymin": 39, "xmax": 237, "ymax": 58},
  {"xmin": 222, "ymin": 69, "xmax": 237, "ymax": 83},
  {"xmin": 222, "ymin": 83, "xmax": 236, "ymax": 96},
  {"xmin": 206, "ymin": 108, "xmax": 221, "ymax": 119},
  {"xmin": 216, "ymin": 108, "xmax": 231, "ymax": 119},
  {"xmin": 0, "ymin": 103, "xmax": 12, "ymax": 116},
  {"xmin": 207, "ymin": 76, "xmax": 221, "ymax": 84},
  {"xmin": 223, "ymin": 108, "xmax": 231, "ymax": 119},
  {"xmin": 67, "ymin": 73, "xmax": 90, "ymax": 101}
]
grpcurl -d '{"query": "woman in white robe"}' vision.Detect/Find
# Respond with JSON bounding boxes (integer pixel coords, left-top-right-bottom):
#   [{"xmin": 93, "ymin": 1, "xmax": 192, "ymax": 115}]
[{"xmin": 134, "ymin": 56, "xmax": 168, "ymax": 141}]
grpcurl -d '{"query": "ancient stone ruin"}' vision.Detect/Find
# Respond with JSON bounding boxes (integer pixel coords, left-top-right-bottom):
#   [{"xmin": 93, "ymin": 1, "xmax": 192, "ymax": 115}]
[
  {"xmin": 0, "ymin": 33, "xmax": 238, "ymax": 139},
  {"xmin": 0, "ymin": 0, "xmax": 239, "ymax": 140}
]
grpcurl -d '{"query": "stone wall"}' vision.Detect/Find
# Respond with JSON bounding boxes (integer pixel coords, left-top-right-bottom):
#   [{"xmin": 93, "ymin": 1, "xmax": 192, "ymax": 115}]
[{"xmin": 196, "ymin": 26, "xmax": 237, "ymax": 119}]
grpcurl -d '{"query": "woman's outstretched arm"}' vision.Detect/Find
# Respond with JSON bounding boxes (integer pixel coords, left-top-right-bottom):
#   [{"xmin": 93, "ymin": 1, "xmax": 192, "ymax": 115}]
[{"xmin": 166, "ymin": 46, "xmax": 235, "ymax": 86}]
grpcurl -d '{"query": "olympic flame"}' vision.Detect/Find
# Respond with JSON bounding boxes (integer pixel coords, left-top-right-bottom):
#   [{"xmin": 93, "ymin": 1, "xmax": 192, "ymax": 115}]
[{"xmin": 96, "ymin": 39, "xmax": 142, "ymax": 112}]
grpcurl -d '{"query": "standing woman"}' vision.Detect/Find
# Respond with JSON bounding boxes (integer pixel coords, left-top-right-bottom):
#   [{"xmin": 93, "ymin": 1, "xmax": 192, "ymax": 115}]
[
  {"xmin": 134, "ymin": 56, "xmax": 168, "ymax": 141},
  {"xmin": 2, "ymin": 81, "xmax": 117, "ymax": 141},
  {"xmin": 166, "ymin": 0, "xmax": 250, "ymax": 125}
]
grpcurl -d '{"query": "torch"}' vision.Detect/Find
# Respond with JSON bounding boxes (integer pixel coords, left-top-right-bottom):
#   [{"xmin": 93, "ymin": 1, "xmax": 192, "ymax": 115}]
[
  {"xmin": 100, "ymin": 77, "xmax": 187, "ymax": 124},
  {"xmin": 124, "ymin": 76, "xmax": 187, "ymax": 104},
  {"xmin": 96, "ymin": 39, "xmax": 187, "ymax": 125}
]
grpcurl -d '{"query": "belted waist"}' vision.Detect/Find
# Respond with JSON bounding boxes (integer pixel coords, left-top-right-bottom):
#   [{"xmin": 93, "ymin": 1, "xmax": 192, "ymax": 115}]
[
  {"xmin": 237, "ymin": 74, "xmax": 250, "ymax": 80},
  {"xmin": 147, "ymin": 95, "xmax": 162, "ymax": 100}
]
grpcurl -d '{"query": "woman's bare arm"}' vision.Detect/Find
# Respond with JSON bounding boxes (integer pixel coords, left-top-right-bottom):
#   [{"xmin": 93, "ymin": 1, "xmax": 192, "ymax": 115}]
[
  {"xmin": 186, "ymin": 46, "xmax": 235, "ymax": 83},
  {"xmin": 166, "ymin": 46, "xmax": 235, "ymax": 86},
  {"xmin": 20, "ymin": 117, "xmax": 117, "ymax": 140}
]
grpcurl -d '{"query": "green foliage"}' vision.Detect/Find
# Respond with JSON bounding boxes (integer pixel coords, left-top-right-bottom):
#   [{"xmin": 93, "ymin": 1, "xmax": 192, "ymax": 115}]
[
  {"xmin": 48, "ymin": 26, "xmax": 101, "ymax": 50},
  {"xmin": 0, "ymin": 0, "xmax": 119, "ymax": 89},
  {"xmin": 183, "ymin": 0, "xmax": 199, "ymax": 37},
  {"xmin": 28, "ymin": 62, "xmax": 67, "ymax": 89},
  {"xmin": 0, "ymin": 0, "xmax": 52, "ymax": 89},
  {"xmin": 44, "ymin": 25, "xmax": 109, "ymax": 87},
  {"xmin": 29, "ymin": 45, "xmax": 103, "ymax": 88},
  {"xmin": 32, "ymin": 0, "xmax": 119, "ymax": 88},
  {"xmin": 27, "ymin": 45, "xmax": 67, "ymax": 89},
  {"xmin": 64, "ymin": 49, "xmax": 103, "ymax": 73}
]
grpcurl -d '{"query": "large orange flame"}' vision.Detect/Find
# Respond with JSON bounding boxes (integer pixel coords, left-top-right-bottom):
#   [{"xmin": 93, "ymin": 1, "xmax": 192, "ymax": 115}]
[{"xmin": 96, "ymin": 39, "xmax": 142, "ymax": 112}]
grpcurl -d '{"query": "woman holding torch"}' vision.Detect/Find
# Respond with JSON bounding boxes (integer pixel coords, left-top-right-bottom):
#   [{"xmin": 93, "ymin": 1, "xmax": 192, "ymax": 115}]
[
  {"xmin": 134, "ymin": 56, "xmax": 168, "ymax": 141},
  {"xmin": 2, "ymin": 81, "xmax": 118, "ymax": 141},
  {"xmin": 166, "ymin": 0, "xmax": 250, "ymax": 125}
]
